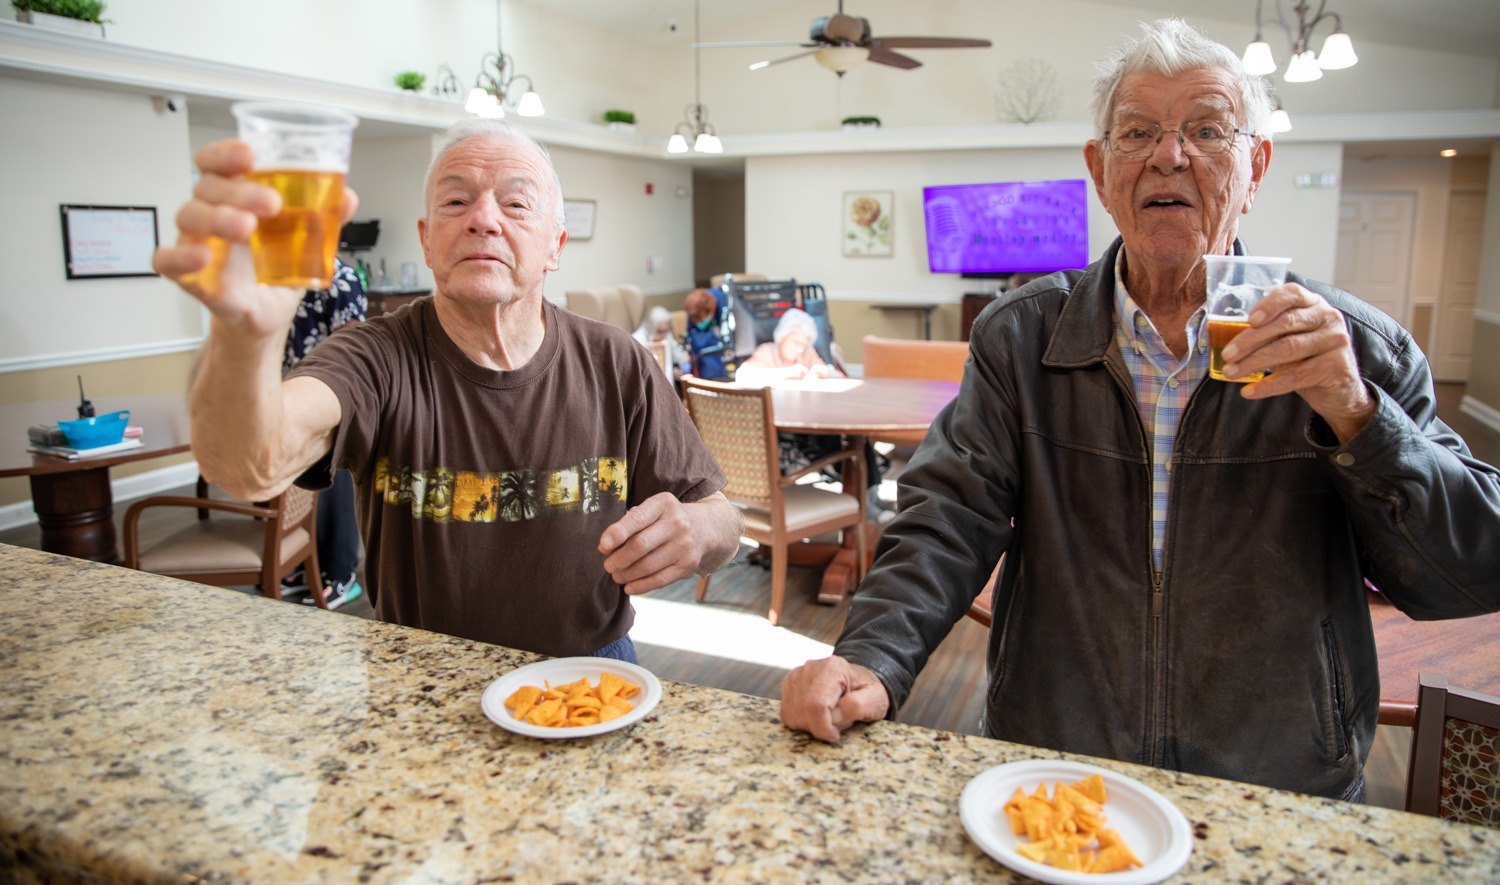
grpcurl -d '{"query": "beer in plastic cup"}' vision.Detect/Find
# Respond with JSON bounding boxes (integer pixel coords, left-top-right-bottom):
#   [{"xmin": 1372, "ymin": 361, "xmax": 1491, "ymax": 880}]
[
  {"xmin": 1204, "ymin": 254, "xmax": 1291, "ymax": 383},
  {"xmin": 231, "ymin": 102, "xmax": 358, "ymax": 290}
]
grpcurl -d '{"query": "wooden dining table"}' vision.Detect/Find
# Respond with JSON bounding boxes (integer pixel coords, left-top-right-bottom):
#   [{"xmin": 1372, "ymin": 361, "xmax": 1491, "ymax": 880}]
[
  {"xmin": 0, "ymin": 395, "xmax": 191, "ymax": 563},
  {"xmin": 768, "ymin": 376, "xmax": 961, "ymax": 602},
  {"xmin": 967, "ymin": 583, "xmax": 1500, "ymax": 727}
]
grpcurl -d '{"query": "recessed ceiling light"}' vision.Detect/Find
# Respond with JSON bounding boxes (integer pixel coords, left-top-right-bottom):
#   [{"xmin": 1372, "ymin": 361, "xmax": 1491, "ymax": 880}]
[{"xmin": 1440, "ymin": 149, "xmax": 1458, "ymax": 158}]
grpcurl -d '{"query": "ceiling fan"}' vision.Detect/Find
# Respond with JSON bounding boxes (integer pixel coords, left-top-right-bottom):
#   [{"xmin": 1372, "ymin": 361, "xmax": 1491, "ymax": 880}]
[{"xmin": 695, "ymin": 1, "xmax": 992, "ymax": 75}]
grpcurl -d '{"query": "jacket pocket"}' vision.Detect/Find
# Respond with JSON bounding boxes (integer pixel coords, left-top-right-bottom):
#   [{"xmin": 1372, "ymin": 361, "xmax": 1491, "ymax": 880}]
[{"xmin": 1320, "ymin": 620, "xmax": 1351, "ymax": 760}]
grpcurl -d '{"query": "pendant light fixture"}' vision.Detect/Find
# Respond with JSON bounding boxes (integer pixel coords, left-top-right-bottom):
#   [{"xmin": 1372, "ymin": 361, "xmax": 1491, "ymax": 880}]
[
  {"xmin": 1241, "ymin": 0, "xmax": 1357, "ymax": 83},
  {"xmin": 465, "ymin": 0, "xmax": 545, "ymax": 119},
  {"xmin": 668, "ymin": 0, "xmax": 723, "ymax": 154}
]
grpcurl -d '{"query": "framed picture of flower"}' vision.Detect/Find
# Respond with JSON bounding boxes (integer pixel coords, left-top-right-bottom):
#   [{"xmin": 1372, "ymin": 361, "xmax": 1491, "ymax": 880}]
[{"xmin": 843, "ymin": 191, "xmax": 893, "ymax": 257}]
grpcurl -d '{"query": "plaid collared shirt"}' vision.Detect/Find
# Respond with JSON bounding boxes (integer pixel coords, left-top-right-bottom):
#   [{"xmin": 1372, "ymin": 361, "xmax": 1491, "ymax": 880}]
[{"xmin": 1112, "ymin": 251, "xmax": 1210, "ymax": 574}]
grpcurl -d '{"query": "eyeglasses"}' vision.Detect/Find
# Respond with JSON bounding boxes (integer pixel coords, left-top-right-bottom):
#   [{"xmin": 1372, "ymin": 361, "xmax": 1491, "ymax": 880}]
[{"xmin": 1103, "ymin": 119, "xmax": 1255, "ymax": 158}]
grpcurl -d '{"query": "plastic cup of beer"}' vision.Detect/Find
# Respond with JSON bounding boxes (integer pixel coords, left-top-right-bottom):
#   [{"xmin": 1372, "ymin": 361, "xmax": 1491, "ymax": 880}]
[
  {"xmin": 230, "ymin": 102, "xmax": 358, "ymax": 290},
  {"xmin": 1204, "ymin": 254, "xmax": 1291, "ymax": 383}
]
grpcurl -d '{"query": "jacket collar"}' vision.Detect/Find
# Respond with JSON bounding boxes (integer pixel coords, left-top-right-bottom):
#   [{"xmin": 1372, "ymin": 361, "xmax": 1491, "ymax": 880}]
[{"xmin": 1043, "ymin": 236, "xmax": 1249, "ymax": 369}]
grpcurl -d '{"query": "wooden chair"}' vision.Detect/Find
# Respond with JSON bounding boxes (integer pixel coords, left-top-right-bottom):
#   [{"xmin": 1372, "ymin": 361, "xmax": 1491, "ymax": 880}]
[
  {"xmin": 122, "ymin": 484, "xmax": 327, "ymax": 609},
  {"xmin": 681, "ymin": 377, "xmax": 867, "ymax": 625},
  {"xmin": 861, "ymin": 335, "xmax": 969, "ymax": 449},
  {"xmin": 1406, "ymin": 671, "xmax": 1500, "ymax": 828}
]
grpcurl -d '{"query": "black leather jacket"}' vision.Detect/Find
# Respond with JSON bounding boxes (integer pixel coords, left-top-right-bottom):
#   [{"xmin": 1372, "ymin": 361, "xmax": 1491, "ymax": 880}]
[{"xmin": 838, "ymin": 238, "xmax": 1500, "ymax": 799}]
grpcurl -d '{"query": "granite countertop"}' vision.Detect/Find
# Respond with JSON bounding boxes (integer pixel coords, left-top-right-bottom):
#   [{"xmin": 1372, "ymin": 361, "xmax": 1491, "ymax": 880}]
[{"xmin": 2, "ymin": 543, "xmax": 1497, "ymax": 883}]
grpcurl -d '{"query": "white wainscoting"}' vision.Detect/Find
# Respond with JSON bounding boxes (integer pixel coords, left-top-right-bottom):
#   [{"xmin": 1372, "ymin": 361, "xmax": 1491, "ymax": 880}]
[{"xmin": 0, "ymin": 460, "xmax": 199, "ymax": 533}]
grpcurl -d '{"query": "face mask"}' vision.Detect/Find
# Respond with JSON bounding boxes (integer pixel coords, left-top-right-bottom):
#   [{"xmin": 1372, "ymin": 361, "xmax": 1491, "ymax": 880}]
[{"xmin": 694, "ymin": 318, "xmax": 713, "ymax": 331}]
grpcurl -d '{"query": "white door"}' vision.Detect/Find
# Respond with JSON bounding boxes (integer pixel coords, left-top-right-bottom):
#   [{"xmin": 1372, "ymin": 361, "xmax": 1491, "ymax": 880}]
[
  {"xmin": 1334, "ymin": 191, "xmax": 1417, "ymax": 329},
  {"xmin": 1432, "ymin": 191, "xmax": 1485, "ymax": 382}
]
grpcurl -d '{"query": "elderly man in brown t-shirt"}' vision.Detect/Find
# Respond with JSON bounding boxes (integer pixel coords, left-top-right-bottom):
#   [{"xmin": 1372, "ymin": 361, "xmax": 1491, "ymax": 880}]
[{"xmin": 154, "ymin": 118, "xmax": 743, "ymax": 662}]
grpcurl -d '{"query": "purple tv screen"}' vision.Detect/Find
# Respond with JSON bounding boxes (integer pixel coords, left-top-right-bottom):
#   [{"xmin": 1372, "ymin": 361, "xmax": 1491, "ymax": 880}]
[{"xmin": 923, "ymin": 179, "xmax": 1089, "ymax": 274}]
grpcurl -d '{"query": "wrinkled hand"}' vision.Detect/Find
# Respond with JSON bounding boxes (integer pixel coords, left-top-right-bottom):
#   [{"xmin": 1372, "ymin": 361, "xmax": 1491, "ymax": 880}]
[
  {"xmin": 151, "ymin": 139, "xmax": 359, "ymax": 339},
  {"xmin": 598, "ymin": 491, "xmax": 714, "ymax": 594},
  {"xmin": 1219, "ymin": 282, "xmax": 1376, "ymax": 442},
  {"xmin": 779, "ymin": 656, "xmax": 890, "ymax": 743}
]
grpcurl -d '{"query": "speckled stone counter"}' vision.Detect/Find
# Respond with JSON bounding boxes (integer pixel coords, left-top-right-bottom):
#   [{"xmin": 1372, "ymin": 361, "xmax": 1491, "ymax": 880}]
[{"xmin": 2, "ymin": 544, "xmax": 1497, "ymax": 883}]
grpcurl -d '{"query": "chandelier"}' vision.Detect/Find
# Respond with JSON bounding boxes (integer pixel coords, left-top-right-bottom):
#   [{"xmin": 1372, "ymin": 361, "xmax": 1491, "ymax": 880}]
[
  {"xmin": 667, "ymin": 0, "xmax": 723, "ymax": 154},
  {"xmin": 464, "ymin": 1, "xmax": 544, "ymax": 118},
  {"xmin": 1241, "ymin": 0, "xmax": 1358, "ymax": 83}
]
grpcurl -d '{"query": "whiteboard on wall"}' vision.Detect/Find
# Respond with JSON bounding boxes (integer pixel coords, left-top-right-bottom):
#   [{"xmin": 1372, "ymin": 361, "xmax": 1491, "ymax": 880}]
[{"xmin": 60, "ymin": 205, "xmax": 160, "ymax": 279}]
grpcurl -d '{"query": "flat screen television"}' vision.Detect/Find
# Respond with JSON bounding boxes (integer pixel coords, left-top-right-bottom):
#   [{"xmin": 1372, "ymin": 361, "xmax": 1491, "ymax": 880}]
[{"xmin": 923, "ymin": 179, "xmax": 1089, "ymax": 275}]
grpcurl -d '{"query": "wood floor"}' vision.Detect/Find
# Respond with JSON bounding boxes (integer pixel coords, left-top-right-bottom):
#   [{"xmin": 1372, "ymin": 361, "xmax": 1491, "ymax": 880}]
[{"xmin": 9, "ymin": 383, "xmax": 1496, "ymax": 812}]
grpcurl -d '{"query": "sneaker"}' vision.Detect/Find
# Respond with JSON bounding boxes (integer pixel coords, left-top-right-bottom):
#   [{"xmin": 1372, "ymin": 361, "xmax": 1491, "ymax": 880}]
[
  {"xmin": 307, "ymin": 577, "xmax": 363, "ymax": 611},
  {"xmin": 280, "ymin": 567, "xmax": 309, "ymax": 595}
]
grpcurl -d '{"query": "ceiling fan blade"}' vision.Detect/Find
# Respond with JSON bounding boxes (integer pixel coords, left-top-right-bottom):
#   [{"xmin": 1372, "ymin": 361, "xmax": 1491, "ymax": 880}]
[
  {"xmin": 696, "ymin": 40, "xmax": 816, "ymax": 49},
  {"xmin": 871, "ymin": 36, "xmax": 993, "ymax": 49},
  {"xmin": 752, "ymin": 48, "xmax": 821, "ymax": 70},
  {"xmin": 867, "ymin": 47, "xmax": 922, "ymax": 70}
]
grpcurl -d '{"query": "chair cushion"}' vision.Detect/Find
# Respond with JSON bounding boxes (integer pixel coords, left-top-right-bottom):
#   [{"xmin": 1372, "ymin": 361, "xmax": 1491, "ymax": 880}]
[
  {"xmin": 739, "ymin": 485, "xmax": 858, "ymax": 534},
  {"xmin": 138, "ymin": 521, "xmax": 309, "ymax": 575}
]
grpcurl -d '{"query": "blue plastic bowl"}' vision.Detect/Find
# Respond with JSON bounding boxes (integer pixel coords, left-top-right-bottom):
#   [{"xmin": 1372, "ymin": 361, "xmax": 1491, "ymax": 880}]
[{"xmin": 58, "ymin": 410, "xmax": 130, "ymax": 449}]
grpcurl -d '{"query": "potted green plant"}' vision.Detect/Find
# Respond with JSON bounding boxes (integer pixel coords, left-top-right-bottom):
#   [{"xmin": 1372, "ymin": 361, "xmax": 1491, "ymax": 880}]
[
  {"xmin": 841, "ymin": 115, "xmax": 881, "ymax": 131},
  {"xmin": 603, "ymin": 109, "xmax": 637, "ymax": 132},
  {"xmin": 393, "ymin": 70, "xmax": 427, "ymax": 92},
  {"xmin": 12, "ymin": 0, "xmax": 109, "ymax": 37}
]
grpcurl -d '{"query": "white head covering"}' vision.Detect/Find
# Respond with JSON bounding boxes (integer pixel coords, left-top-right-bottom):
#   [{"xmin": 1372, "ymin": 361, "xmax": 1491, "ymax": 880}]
[{"xmin": 772, "ymin": 308, "xmax": 818, "ymax": 345}]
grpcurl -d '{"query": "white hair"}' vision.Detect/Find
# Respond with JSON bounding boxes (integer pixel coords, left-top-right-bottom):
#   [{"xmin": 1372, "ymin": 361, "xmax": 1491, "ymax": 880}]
[
  {"xmin": 773, "ymin": 308, "xmax": 818, "ymax": 345},
  {"xmin": 423, "ymin": 118, "xmax": 567, "ymax": 228},
  {"xmin": 1091, "ymin": 18, "xmax": 1274, "ymax": 140},
  {"xmin": 636, "ymin": 306, "xmax": 673, "ymax": 338}
]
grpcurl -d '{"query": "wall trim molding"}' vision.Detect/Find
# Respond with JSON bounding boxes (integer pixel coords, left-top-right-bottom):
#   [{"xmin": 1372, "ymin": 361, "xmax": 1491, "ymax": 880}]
[
  {"xmin": 828, "ymin": 291, "xmax": 959, "ymax": 305},
  {"xmin": 1474, "ymin": 309, "xmax": 1500, "ymax": 327},
  {"xmin": 6, "ymin": 21, "xmax": 1500, "ymax": 161},
  {"xmin": 1460, "ymin": 394, "xmax": 1500, "ymax": 436},
  {"xmin": 0, "ymin": 460, "xmax": 198, "ymax": 533},
  {"xmin": 0, "ymin": 337, "xmax": 204, "ymax": 375}
]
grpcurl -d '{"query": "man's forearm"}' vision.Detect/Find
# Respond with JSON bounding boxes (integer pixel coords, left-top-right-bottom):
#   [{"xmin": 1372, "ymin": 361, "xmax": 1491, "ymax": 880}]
[
  {"xmin": 189, "ymin": 319, "xmax": 300, "ymax": 500},
  {"xmin": 692, "ymin": 492, "xmax": 745, "ymax": 576}
]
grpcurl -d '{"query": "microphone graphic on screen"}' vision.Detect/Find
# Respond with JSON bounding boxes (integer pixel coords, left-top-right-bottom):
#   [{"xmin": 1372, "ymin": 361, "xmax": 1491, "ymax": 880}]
[{"xmin": 925, "ymin": 197, "xmax": 967, "ymax": 269}]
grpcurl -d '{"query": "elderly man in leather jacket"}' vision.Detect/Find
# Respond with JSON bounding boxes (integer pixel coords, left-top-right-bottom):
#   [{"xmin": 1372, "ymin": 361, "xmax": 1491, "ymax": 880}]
[{"xmin": 780, "ymin": 19, "xmax": 1500, "ymax": 800}]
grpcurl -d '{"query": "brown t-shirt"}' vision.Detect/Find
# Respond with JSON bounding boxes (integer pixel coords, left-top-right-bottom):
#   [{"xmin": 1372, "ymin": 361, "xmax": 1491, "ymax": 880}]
[{"xmin": 288, "ymin": 297, "xmax": 725, "ymax": 656}]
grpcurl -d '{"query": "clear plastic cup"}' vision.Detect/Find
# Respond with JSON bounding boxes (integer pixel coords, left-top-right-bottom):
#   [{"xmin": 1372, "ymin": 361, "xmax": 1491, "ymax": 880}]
[
  {"xmin": 231, "ymin": 102, "xmax": 358, "ymax": 289},
  {"xmin": 1204, "ymin": 254, "xmax": 1291, "ymax": 383}
]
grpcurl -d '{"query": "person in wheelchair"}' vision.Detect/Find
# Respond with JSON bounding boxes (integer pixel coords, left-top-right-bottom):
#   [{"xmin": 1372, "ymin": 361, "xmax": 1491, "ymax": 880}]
[{"xmin": 735, "ymin": 310, "xmax": 885, "ymax": 512}]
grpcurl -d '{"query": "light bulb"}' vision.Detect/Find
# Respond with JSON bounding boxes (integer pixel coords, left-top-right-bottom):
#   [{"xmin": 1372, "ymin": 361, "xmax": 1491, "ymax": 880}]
[
  {"xmin": 1283, "ymin": 50, "xmax": 1323, "ymax": 83},
  {"xmin": 465, "ymin": 87, "xmax": 494, "ymax": 115},
  {"xmin": 1241, "ymin": 40, "xmax": 1276, "ymax": 77},
  {"xmin": 695, "ymin": 132, "xmax": 723, "ymax": 154},
  {"xmin": 1317, "ymin": 32, "xmax": 1358, "ymax": 70},
  {"xmin": 1270, "ymin": 108, "xmax": 1292, "ymax": 133},
  {"xmin": 516, "ymin": 90, "xmax": 545, "ymax": 117}
]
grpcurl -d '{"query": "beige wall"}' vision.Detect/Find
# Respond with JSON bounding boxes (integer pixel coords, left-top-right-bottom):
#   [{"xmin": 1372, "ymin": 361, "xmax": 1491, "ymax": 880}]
[{"xmin": 1468, "ymin": 145, "xmax": 1500, "ymax": 419}]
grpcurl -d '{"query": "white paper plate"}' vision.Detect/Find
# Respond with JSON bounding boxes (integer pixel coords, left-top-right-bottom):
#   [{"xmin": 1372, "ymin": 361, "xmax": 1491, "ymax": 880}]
[
  {"xmin": 959, "ymin": 759, "xmax": 1193, "ymax": 885},
  {"xmin": 480, "ymin": 657, "xmax": 662, "ymax": 739}
]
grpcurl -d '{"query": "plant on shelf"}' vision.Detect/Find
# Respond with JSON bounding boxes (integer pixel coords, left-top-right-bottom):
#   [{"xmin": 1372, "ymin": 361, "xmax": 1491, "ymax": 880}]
[
  {"xmin": 603, "ymin": 109, "xmax": 637, "ymax": 128},
  {"xmin": 394, "ymin": 70, "xmax": 427, "ymax": 92},
  {"xmin": 841, "ymin": 115, "xmax": 881, "ymax": 129},
  {"xmin": 13, "ymin": 0, "xmax": 109, "ymax": 23}
]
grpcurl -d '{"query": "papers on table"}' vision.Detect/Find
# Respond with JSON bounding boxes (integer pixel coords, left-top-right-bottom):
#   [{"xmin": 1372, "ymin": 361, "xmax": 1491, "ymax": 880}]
[{"xmin": 27, "ymin": 438, "xmax": 144, "ymax": 460}]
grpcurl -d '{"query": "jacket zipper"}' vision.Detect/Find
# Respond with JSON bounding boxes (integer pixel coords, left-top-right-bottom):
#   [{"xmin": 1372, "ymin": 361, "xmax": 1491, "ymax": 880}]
[{"xmin": 1101, "ymin": 355, "xmax": 1165, "ymax": 765}]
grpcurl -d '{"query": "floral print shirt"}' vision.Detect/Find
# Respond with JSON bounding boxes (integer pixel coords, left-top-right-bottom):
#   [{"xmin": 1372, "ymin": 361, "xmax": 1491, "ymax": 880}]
[{"xmin": 283, "ymin": 257, "xmax": 368, "ymax": 374}]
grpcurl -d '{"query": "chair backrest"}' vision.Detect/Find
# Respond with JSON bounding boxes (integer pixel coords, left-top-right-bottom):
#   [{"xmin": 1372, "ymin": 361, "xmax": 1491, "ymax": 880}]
[
  {"xmin": 1407, "ymin": 671, "xmax": 1500, "ymax": 828},
  {"xmin": 709, "ymin": 272, "xmax": 767, "ymax": 289},
  {"xmin": 680, "ymin": 377, "xmax": 779, "ymax": 511},
  {"xmin": 726, "ymin": 278, "xmax": 800, "ymax": 360},
  {"xmin": 564, "ymin": 285, "xmax": 645, "ymax": 332},
  {"xmin": 862, "ymin": 335, "xmax": 970, "ymax": 383}
]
